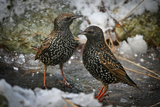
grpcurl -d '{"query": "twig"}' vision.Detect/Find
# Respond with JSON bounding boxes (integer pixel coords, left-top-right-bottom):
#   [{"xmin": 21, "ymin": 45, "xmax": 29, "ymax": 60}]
[
  {"xmin": 111, "ymin": 15, "xmax": 128, "ymax": 34},
  {"xmin": 124, "ymin": 67, "xmax": 160, "ymax": 80},
  {"xmin": 118, "ymin": 0, "xmax": 144, "ymax": 22},
  {"xmin": 150, "ymin": 34, "xmax": 160, "ymax": 48},
  {"xmin": 115, "ymin": 37, "xmax": 120, "ymax": 44},
  {"xmin": 105, "ymin": 5, "xmax": 130, "ymax": 38},
  {"xmin": 87, "ymin": 19, "xmax": 91, "ymax": 25},
  {"xmin": 70, "ymin": 60, "xmax": 83, "ymax": 64},
  {"xmin": 74, "ymin": 36, "xmax": 86, "ymax": 43},
  {"xmin": 47, "ymin": 13, "xmax": 54, "ymax": 23},
  {"xmin": 101, "ymin": 0, "xmax": 106, "ymax": 12},
  {"xmin": 63, "ymin": 99, "xmax": 78, "ymax": 107},
  {"xmin": 118, "ymin": 56, "xmax": 160, "ymax": 77},
  {"xmin": 150, "ymin": 101, "xmax": 160, "ymax": 107},
  {"xmin": 106, "ymin": 30, "xmax": 114, "ymax": 47},
  {"xmin": 34, "ymin": 32, "xmax": 48, "ymax": 36},
  {"xmin": 21, "ymin": 68, "xmax": 41, "ymax": 77}
]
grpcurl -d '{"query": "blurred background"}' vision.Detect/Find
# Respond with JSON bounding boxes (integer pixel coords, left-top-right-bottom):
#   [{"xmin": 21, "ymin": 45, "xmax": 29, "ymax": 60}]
[{"xmin": 0, "ymin": 0, "xmax": 160, "ymax": 107}]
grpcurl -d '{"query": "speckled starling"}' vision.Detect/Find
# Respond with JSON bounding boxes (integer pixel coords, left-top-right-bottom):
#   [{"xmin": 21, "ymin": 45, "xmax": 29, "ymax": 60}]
[
  {"xmin": 32, "ymin": 13, "xmax": 82, "ymax": 88},
  {"xmin": 78, "ymin": 26, "xmax": 140, "ymax": 101}
]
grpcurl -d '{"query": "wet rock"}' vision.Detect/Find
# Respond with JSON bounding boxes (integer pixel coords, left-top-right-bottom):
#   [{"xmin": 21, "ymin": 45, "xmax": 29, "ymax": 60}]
[{"xmin": 120, "ymin": 98, "xmax": 128, "ymax": 103}]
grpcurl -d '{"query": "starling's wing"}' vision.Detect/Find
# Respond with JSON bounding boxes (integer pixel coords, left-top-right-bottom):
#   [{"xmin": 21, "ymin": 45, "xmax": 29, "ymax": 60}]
[
  {"xmin": 98, "ymin": 51, "xmax": 138, "ymax": 88},
  {"xmin": 34, "ymin": 34, "xmax": 54, "ymax": 60}
]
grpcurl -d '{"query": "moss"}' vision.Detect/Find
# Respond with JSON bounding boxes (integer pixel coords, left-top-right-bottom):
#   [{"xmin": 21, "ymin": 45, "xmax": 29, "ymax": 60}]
[
  {"xmin": 0, "ymin": 94, "xmax": 8, "ymax": 107},
  {"xmin": 115, "ymin": 11, "xmax": 160, "ymax": 46},
  {"xmin": 0, "ymin": 2, "xmax": 82, "ymax": 53}
]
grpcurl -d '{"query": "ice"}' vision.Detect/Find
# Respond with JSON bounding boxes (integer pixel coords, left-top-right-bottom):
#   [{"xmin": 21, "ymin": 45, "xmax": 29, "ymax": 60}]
[
  {"xmin": 15, "ymin": 54, "xmax": 25, "ymax": 64},
  {"xmin": 0, "ymin": 79, "xmax": 102, "ymax": 107},
  {"xmin": 118, "ymin": 41, "xmax": 133, "ymax": 56},
  {"xmin": 127, "ymin": 35, "xmax": 148, "ymax": 54},
  {"xmin": 118, "ymin": 35, "xmax": 148, "ymax": 56},
  {"xmin": 68, "ymin": 93, "xmax": 101, "ymax": 107},
  {"xmin": 0, "ymin": 79, "xmax": 36, "ymax": 107}
]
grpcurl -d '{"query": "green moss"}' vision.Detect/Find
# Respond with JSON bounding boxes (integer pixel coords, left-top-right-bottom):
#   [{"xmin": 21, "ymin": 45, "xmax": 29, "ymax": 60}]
[
  {"xmin": 116, "ymin": 11, "xmax": 160, "ymax": 46},
  {"xmin": 0, "ymin": 94, "xmax": 8, "ymax": 107},
  {"xmin": 0, "ymin": 4, "xmax": 82, "ymax": 53}
]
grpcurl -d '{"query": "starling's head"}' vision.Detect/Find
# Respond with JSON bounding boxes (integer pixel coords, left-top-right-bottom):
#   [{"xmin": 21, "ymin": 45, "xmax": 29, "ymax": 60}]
[
  {"xmin": 78, "ymin": 26, "xmax": 104, "ymax": 43},
  {"xmin": 54, "ymin": 13, "xmax": 82, "ymax": 29}
]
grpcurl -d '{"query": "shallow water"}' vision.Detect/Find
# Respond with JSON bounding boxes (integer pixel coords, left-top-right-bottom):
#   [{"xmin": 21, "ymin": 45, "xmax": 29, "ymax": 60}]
[{"xmin": 0, "ymin": 47, "xmax": 160, "ymax": 106}]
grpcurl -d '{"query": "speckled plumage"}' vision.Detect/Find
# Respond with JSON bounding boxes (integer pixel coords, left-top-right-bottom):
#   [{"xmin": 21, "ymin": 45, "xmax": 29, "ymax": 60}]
[
  {"xmin": 32, "ymin": 13, "xmax": 82, "ymax": 88},
  {"xmin": 78, "ymin": 26, "xmax": 140, "ymax": 101}
]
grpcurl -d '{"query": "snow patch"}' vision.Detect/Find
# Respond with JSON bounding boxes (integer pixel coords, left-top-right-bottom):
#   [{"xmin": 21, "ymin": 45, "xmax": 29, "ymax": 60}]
[
  {"xmin": 0, "ymin": 79, "xmax": 101, "ymax": 107},
  {"xmin": 118, "ymin": 34, "xmax": 148, "ymax": 56}
]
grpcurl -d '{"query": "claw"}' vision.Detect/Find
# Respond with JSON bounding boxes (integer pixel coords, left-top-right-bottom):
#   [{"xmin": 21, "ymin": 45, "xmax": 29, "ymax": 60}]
[
  {"xmin": 42, "ymin": 83, "xmax": 51, "ymax": 89},
  {"xmin": 59, "ymin": 80, "xmax": 72, "ymax": 88}
]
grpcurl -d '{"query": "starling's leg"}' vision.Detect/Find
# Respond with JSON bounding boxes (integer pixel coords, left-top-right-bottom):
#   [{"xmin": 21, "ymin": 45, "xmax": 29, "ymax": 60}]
[
  {"xmin": 97, "ymin": 85, "xmax": 108, "ymax": 101},
  {"xmin": 59, "ymin": 63, "xmax": 71, "ymax": 87},
  {"xmin": 95, "ymin": 86, "xmax": 104, "ymax": 98},
  {"xmin": 42, "ymin": 65, "xmax": 48, "ymax": 89}
]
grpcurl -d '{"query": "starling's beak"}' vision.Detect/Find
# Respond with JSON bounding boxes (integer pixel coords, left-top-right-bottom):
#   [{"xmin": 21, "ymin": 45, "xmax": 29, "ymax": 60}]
[
  {"xmin": 71, "ymin": 15, "xmax": 83, "ymax": 20},
  {"xmin": 76, "ymin": 31, "xmax": 87, "ymax": 35}
]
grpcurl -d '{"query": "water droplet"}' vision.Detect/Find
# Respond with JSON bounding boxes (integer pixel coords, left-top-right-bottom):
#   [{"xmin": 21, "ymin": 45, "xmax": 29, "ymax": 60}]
[
  {"xmin": 134, "ymin": 54, "xmax": 138, "ymax": 57},
  {"xmin": 32, "ymin": 73, "xmax": 34, "ymax": 76},
  {"xmin": 92, "ymin": 89, "xmax": 95, "ymax": 92},
  {"xmin": 49, "ymin": 74, "xmax": 52, "ymax": 76},
  {"xmin": 129, "ymin": 95, "xmax": 133, "ymax": 99},
  {"xmin": 70, "ymin": 56, "xmax": 74, "ymax": 59},
  {"xmin": 13, "ymin": 67, "xmax": 18, "ymax": 70},
  {"xmin": 78, "ymin": 49, "xmax": 81, "ymax": 52},
  {"xmin": 120, "ymin": 51, "xmax": 124, "ymax": 55},
  {"xmin": 140, "ymin": 58, "xmax": 144, "ymax": 62},
  {"xmin": 68, "ymin": 60, "xmax": 71, "ymax": 64},
  {"xmin": 148, "ymin": 84, "xmax": 153, "ymax": 87},
  {"xmin": 152, "ymin": 57, "xmax": 155, "ymax": 60},
  {"xmin": 108, "ymin": 91, "xmax": 112, "ymax": 93},
  {"xmin": 11, "ymin": 58, "xmax": 14, "ymax": 62}
]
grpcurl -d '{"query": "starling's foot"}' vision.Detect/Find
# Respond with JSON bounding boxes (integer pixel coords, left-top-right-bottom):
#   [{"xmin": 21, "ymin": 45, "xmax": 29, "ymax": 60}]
[
  {"xmin": 95, "ymin": 92, "xmax": 109, "ymax": 98},
  {"xmin": 96, "ymin": 91, "xmax": 109, "ymax": 102},
  {"xmin": 42, "ymin": 83, "xmax": 51, "ymax": 89},
  {"xmin": 59, "ymin": 80, "xmax": 72, "ymax": 88}
]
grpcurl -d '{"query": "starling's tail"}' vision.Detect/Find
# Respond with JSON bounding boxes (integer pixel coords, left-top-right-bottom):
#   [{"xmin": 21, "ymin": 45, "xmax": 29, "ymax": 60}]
[
  {"xmin": 31, "ymin": 46, "xmax": 39, "ymax": 51},
  {"xmin": 109, "ymin": 67, "xmax": 142, "ymax": 92},
  {"xmin": 125, "ymin": 74, "xmax": 142, "ymax": 92}
]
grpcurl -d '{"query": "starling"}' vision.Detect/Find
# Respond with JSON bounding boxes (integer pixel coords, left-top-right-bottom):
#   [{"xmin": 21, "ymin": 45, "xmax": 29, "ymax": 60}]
[
  {"xmin": 32, "ymin": 13, "xmax": 82, "ymax": 88},
  {"xmin": 78, "ymin": 26, "xmax": 140, "ymax": 101}
]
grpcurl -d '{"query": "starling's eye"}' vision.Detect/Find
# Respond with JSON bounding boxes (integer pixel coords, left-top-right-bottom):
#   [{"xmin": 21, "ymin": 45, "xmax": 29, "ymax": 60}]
[
  {"xmin": 87, "ymin": 31, "xmax": 93, "ymax": 34},
  {"xmin": 65, "ymin": 17, "xmax": 71, "ymax": 21}
]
